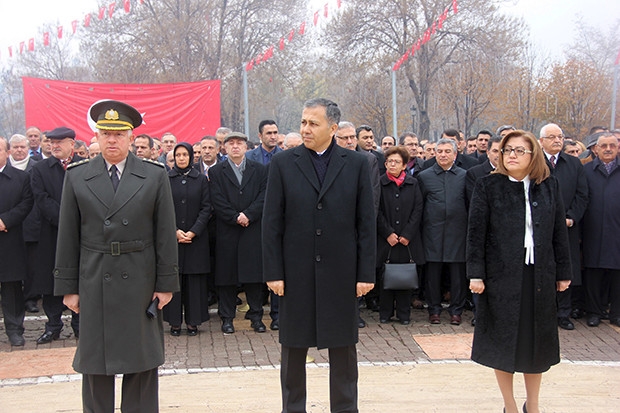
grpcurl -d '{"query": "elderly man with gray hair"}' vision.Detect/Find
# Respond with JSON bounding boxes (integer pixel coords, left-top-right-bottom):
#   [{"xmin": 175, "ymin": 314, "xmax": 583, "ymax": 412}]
[{"xmin": 417, "ymin": 138, "xmax": 469, "ymax": 325}]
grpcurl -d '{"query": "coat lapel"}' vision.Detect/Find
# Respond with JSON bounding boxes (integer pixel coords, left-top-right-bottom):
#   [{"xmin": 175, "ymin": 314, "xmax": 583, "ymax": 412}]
[
  {"xmin": 221, "ymin": 161, "xmax": 241, "ymax": 188},
  {"xmin": 241, "ymin": 161, "xmax": 256, "ymax": 190},
  {"xmin": 294, "ymin": 147, "xmax": 320, "ymax": 194},
  {"xmin": 106, "ymin": 154, "xmax": 145, "ymax": 219},
  {"xmin": 84, "ymin": 156, "xmax": 114, "ymax": 210},
  {"xmin": 319, "ymin": 146, "xmax": 346, "ymax": 200}
]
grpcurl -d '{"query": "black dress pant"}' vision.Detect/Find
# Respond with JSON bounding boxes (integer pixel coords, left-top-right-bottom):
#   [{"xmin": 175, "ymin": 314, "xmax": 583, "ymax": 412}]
[
  {"xmin": 42, "ymin": 294, "xmax": 79, "ymax": 333},
  {"xmin": 23, "ymin": 242, "xmax": 40, "ymax": 303},
  {"xmin": 82, "ymin": 368, "xmax": 158, "ymax": 413},
  {"xmin": 379, "ymin": 287, "xmax": 412, "ymax": 322},
  {"xmin": 218, "ymin": 283, "xmax": 264, "ymax": 321},
  {"xmin": 585, "ymin": 268, "xmax": 620, "ymax": 319},
  {"xmin": 1, "ymin": 281, "xmax": 25, "ymax": 334},
  {"xmin": 281, "ymin": 345, "xmax": 358, "ymax": 413},
  {"xmin": 426, "ymin": 262, "xmax": 466, "ymax": 316},
  {"xmin": 556, "ymin": 288, "xmax": 572, "ymax": 318},
  {"xmin": 163, "ymin": 273, "xmax": 210, "ymax": 327}
]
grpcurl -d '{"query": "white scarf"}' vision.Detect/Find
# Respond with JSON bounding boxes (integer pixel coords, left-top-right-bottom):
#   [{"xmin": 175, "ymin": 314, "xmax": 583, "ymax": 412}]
[
  {"xmin": 509, "ymin": 175, "xmax": 535, "ymax": 264},
  {"xmin": 9, "ymin": 155, "xmax": 29, "ymax": 171}
]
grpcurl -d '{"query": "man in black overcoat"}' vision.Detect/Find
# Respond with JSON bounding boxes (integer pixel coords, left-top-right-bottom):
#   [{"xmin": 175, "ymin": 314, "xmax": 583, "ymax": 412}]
[
  {"xmin": 0, "ymin": 137, "xmax": 34, "ymax": 346},
  {"xmin": 263, "ymin": 98, "xmax": 376, "ymax": 413},
  {"xmin": 539, "ymin": 123, "xmax": 588, "ymax": 329},
  {"xmin": 209, "ymin": 132, "xmax": 268, "ymax": 334},
  {"xmin": 422, "ymin": 129, "xmax": 479, "ymax": 171},
  {"xmin": 30, "ymin": 126, "xmax": 83, "ymax": 343}
]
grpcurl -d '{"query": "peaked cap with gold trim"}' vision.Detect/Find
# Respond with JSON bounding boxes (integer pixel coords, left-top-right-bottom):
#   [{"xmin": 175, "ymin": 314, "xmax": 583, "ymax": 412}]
[{"xmin": 90, "ymin": 100, "xmax": 142, "ymax": 131}]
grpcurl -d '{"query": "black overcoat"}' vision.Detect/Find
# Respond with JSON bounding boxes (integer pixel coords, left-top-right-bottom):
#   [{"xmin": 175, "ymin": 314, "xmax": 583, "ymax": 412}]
[
  {"xmin": 582, "ymin": 157, "xmax": 620, "ymax": 270},
  {"xmin": 546, "ymin": 152, "xmax": 588, "ymax": 283},
  {"xmin": 54, "ymin": 153, "xmax": 179, "ymax": 375},
  {"xmin": 417, "ymin": 163, "xmax": 468, "ymax": 262},
  {"xmin": 209, "ymin": 158, "xmax": 267, "ymax": 285},
  {"xmin": 376, "ymin": 173, "xmax": 425, "ymax": 265},
  {"xmin": 169, "ymin": 167, "xmax": 212, "ymax": 274},
  {"xmin": 466, "ymin": 173, "xmax": 571, "ymax": 373},
  {"xmin": 0, "ymin": 165, "xmax": 33, "ymax": 282},
  {"xmin": 30, "ymin": 154, "xmax": 82, "ymax": 294},
  {"xmin": 262, "ymin": 143, "xmax": 376, "ymax": 349}
]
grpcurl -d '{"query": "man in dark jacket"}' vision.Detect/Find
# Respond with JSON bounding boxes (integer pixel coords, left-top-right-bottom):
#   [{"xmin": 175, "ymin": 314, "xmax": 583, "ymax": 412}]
[
  {"xmin": 30, "ymin": 126, "xmax": 83, "ymax": 344},
  {"xmin": 210, "ymin": 132, "xmax": 268, "ymax": 334},
  {"xmin": 582, "ymin": 132, "xmax": 620, "ymax": 327},
  {"xmin": 263, "ymin": 98, "xmax": 375, "ymax": 413},
  {"xmin": 246, "ymin": 119, "xmax": 283, "ymax": 165},
  {"xmin": 418, "ymin": 138, "xmax": 468, "ymax": 325},
  {"xmin": 539, "ymin": 123, "xmax": 588, "ymax": 330},
  {"xmin": 422, "ymin": 129, "xmax": 479, "ymax": 171},
  {"xmin": 0, "ymin": 137, "xmax": 34, "ymax": 346},
  {"xmin": 54, "ymin": 100, "xmax": 179, "ymax": 412}
]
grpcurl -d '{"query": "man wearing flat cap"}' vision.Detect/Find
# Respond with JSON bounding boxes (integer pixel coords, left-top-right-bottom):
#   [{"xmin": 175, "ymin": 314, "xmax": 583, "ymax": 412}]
[
  {"xmin": 30, "ymin": 126, "xmax": 83, "ymax": 345},
  {"xmin": 209, "ymin": 131, "xmax": 268, "ymax": 334},
  {"xmin": 54, "ymin": 100, "xmax": 179, "ymax": 412}
]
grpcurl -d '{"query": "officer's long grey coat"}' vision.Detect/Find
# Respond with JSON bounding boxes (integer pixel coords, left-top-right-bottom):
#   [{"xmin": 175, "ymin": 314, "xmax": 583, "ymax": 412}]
[
  {"xmin": 54, "ymin": 153, "xmax": 179, "ymax": 375},
  {"xmin": 262, "ymin": 143, "xmax": 376, "ymax": 349}
]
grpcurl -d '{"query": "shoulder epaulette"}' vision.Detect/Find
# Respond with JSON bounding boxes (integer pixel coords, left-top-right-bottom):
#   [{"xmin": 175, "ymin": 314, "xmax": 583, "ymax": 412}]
[
  {"xmin": 142, "ymin": 158, "xmax": 165, "ymax": 168},
  {"xmin": 67, "ymin": 158, "xmax": 90, "ymax": 169}
]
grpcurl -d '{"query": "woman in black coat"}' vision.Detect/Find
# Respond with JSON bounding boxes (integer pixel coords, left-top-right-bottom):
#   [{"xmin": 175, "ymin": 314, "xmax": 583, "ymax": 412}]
[
  {"xmin": 467, "ymin": 130, "xmax": 571, "ymax": 413},
  {"xmin": 377, "ymin": 146, "xmax": 424, "ymax": 324},
  {"xmin": 163, "ymin": 143, "xmax": 212, "ymax": 336}
]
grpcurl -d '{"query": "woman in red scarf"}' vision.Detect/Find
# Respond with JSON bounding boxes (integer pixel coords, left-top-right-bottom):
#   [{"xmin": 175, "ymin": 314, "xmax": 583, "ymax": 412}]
[{"xmin": 376, "ymin": 146, "xmax": 426, "ymax": 324}]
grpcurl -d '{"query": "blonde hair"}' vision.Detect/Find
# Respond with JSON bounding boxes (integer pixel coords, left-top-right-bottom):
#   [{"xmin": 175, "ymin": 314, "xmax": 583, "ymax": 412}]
[{"xmin": 495, "ymin": 130, "xmax": 550, "ymax": 185}]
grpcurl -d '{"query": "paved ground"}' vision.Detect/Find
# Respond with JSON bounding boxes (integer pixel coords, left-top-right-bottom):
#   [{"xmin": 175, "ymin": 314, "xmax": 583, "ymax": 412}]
[{"xmin": 0, "ymin": 301, "xmax": 619, "ymax": 412}]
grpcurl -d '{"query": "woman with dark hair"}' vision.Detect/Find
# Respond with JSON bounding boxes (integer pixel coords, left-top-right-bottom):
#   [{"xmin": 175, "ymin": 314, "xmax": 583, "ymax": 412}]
[
  {"xmin": 163, "ymin": 142, "xmax": 212, "ymax": 336},
  {"xmin": 467, "ymin": 130, "xmax": 571, "ymax": 413},
  {"xmin": 377, "ymin": 146, "xmax": 425, "ymax": 324}
]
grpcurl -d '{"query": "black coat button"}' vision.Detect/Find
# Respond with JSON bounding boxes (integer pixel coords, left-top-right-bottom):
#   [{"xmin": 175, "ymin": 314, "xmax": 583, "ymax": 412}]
[
  {"xmin": 315, "ymin": 255, "xmax": 321, "ymax": 262},
  {"xmin": 122, "ymin": 219, "xmax": 129, "ymax": 225},
  {"xmin": 316, "ymin": 229, "xmax": 322, "ymax": 235},
  {"xmin": 317, "ymin": 203, "xmax": 323, "ymax": 210},
  {"xmin": 104, "ymin": 220, "xmax": 111, "ymax": 226},
  {"xmin": 532, "ymin": 202, "xmax": 538, "ymax": 207},
  {"xmin": 104, "ymin": 273, "xmax": 111, "ymax": 281}
]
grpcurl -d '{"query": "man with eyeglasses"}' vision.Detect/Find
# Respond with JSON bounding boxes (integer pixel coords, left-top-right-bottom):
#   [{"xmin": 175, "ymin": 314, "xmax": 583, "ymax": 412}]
[
  {"xmin": 356, "ymin": 124, "xmax": 386, "ymax": 175},
  {"xmin": 336, "ymin": 121, "xmax": 381, "ymax": 320},
  {"xmin": 539, "ymin": 123, "xmax": 588, "ymax": 330},
  {"xmin": 399, "ymin": 132, "xmax": 424, "ymax": 176},
  {"xmin": 581, "ymin": 132, "xmax": 620, "ymax": 328}
]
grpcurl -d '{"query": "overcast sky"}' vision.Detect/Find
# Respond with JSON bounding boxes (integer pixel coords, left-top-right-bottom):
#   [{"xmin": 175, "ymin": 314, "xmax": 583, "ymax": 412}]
[{"xmin": 0, "ymin": 0, "xmax": 618, "ymax": 63}]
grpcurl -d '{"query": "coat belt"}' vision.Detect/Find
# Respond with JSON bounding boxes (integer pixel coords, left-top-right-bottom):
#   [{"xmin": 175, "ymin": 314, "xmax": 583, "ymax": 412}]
[{"xmin": 81, "ymin": 239, "xmax": 153, "ymax": 256}]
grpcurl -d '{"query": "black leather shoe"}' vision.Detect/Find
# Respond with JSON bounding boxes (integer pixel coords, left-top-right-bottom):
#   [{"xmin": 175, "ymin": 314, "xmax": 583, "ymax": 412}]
[
  {"xmin": 25, "ymin": 301, "xmax": 39, "ymax": 313},
  {"xmin": 570, "ymin": 308, "xmax": 585, "ymax": 319},
  {"xmin": 400, "ymin": 320, "xmax": 410, "ymax": 325},
  {"xmin": 251, "ymin": 320, "xmax": 267, "ymax": 333},
  {"xmin": 610, "ymin": 318, "xmax": 620, "ymax": 327},
  {"xmin": 36, "ymin": 330, "xmax": 60, "ymax": 344},
  {"xmin": 379, "ymin": 318, "xmax": 390, "ymax": 324},
  {"xmin": 270, "ymin": 320, "xmax": 279, "ymax": 330},
  {"xmin": 221, "ymin": 320, "xmax": 234, "ymax": 334},
  {"xmin": 170, "ymin": 326, "xmax": 182, "ymax": 336},
  {"xmin": 471, "ymin": 318, "xmax": 476, "ymax": 327},
  {"xmin": 358, "ymin": 316, "xmax": 366, "ymax": 328},
  {"xmin": 587, "ymin": 315, "xmax": 601, "ymax": 327},
  {"xmin": 8, "ymin": 333, "xmax": 25, "ymax": 346},
  {"xmin": 558, "ymin": 317, "xmax": 575, "ymax": 330},
  {"xmin": 187, "ymin": 326, "xmax": 198, "ymax": 336},
  {"xmin": 73, "ymin": 329, "xmax": 79, "ymax": 339}
]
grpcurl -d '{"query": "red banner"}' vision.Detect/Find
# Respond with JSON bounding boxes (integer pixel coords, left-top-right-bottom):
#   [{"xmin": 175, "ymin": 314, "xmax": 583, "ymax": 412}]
[{"xmin": 22, "ymin": 77, "xmax": 221, "ymax": 145}]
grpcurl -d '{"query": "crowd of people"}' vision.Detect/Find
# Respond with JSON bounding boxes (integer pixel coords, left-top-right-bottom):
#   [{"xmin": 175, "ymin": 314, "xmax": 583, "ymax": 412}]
[{"xmin": 1, "ymin": 99, "xmax": 619, "ymax": 411}]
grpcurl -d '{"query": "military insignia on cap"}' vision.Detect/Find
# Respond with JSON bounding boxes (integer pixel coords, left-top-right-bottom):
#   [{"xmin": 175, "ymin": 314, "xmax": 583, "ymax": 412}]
[{"xmin": 105, "ymin": 109, "xmax": 120, "ymax": 121}]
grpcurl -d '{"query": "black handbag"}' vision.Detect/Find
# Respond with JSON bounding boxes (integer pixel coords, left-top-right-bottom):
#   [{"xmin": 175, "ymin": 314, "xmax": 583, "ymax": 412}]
[{"xmin": 383, "ymin": 246, "xmax": 419, "ymax": 290}]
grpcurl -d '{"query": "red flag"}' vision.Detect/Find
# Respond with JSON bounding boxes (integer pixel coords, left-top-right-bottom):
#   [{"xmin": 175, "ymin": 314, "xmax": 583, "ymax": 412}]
[
  {"xmin": 23, "ymin": 77, "xmax": 222, "ymax": 145},
  {"xmin": 431, "ymin": 21, "xmax": 436, "ymax": 35},
  {"xmin": 124, "ymin": 0, "xmax": 131, "ymax": 13},
  {"xmin": 8, "ymin": 46, "xmax": 12, "ymax": 58},
  {"xmin": 72, "ymin": 20, "xmax": 78, "ymax": 34},
  {"xmin": 246, "ymin": 60, "xmax": 255, "ymax": 71},
  {"xmin": 314, "ymin": 11, "xmax": 319, "ymax": 26},
  {"xmin": 615, "ymin": 48, "xmax": 620, "ymax": 66},
  {"xmin": 279, "ymin": 38, "xmax": 285, "ymax": 51},
  {"xmin": 19, "ymin": 42, "xmax": 24, "ymax": 54},
  {"xmin": 28, "ymin": 38, "xmax": 34, "ymax": 52},
  {"xmin": 337, "ymin": 0, "xmax": 342, "ymax": 8},
  {"xmin": 109, "ymin": 2, "xmax": 116, "ymax": 18},
  {"xmin": 98, "ymin": 7, "xmax": 105, "ymax": 20},
  {"xmin": 288, "ymin": 29, "xmax": 295, "ymax": 42},
  {"xmin": 139, "ymin": 0, "xmax": 144, "ymax": 3},
  {"xmin": 57, "ymin": 26, "xmax": 63, "ymax": 39},
  {"xmin": 324, "ymin": 3, "xmax": 328, "ymax": 18},
  {"xmin": 299, "ymin": 21, "xmax": 306, "ymax": 35},
  {"xmin": 43, "ymin": 32, "xmax": 50, "ymax": 46},
  {"xmin": 85, "ymin": 14, "xmax": 92, "ymax": 27},
  {"xmin": 255, "ymin": 54, "xmax": 262, "ymax": 65},
  {"xmin": 453, "ymin": 0, "xmax": 458, "ymax": 14}
]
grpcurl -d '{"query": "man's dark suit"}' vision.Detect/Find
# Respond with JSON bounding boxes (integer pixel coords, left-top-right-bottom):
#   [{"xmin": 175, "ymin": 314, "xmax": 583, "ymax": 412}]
[
  {"xmin": 358, "ymin": 147, "xmax": 386, "ymax": 175},
  {"xmin": 30, "ymin": 154, "xmax": 82, "ymax": 336},
  {"xmin": 545, "ymin": 152, "xmax": 588, "ymax": 317},
  {"xmin": 465, "ymin": 160, "xmax": 494, "ymax": 203},
  {"xmin": 246, "ymin": 145, "xmax": 282, "ymax": 164},
  {"xmin": 0, "ymin": 164, "xmax": 34, "ymax": 339},
  {"xmin": 263, "ymin": 141, "xmax": 376, "ymax": 412}
]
